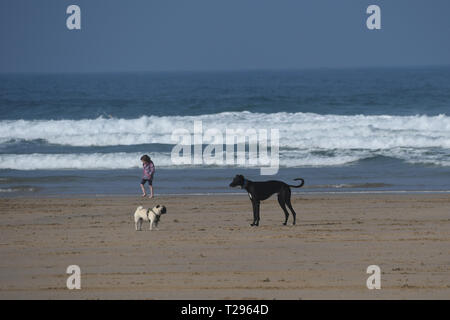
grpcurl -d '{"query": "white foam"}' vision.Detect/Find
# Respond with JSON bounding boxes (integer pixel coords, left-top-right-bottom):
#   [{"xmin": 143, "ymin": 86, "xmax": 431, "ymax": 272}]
[
  {"xmin": 0, "ymin": 152, "xmax": 170, "ymax": 170},
  {"xmin": 0, "ymin": 187, "xmax": 36, "ymax": 192},
  {"xmin": 1, "ymin": 112, "xmax": 449, "ymax": 169},
  {"xmin": 0, "ymin": 112, "xmax": 449, "ymax": 149},
  {"xmin": 0, "ymin": 148, "xmax": 448, "ymax": 170},
  {"xmin": 0, "ymin": 152, "xmax": 357, "ymax": 170}
]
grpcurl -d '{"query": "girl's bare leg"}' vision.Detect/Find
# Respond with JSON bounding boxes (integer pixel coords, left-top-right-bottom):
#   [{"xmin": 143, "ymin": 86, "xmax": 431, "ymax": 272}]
[
  {"xmin": 148, "ymin": 185, "xmax": 154, "ymax": 198},
  {"xmin": 140, "ymin": 184, "xmax": 147, "ymax": 197}
]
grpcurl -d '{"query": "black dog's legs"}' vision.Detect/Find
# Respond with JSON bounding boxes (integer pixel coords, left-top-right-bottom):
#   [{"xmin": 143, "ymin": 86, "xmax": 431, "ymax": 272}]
[
  {"xmin": 278, "ymin": 192, "xmax": 291, "ymax": 225},
  {"xmin": 286, "ymin": 195, "xmax": 297, "ymax": 225},
  {"xmin": 283, "ymin": 187, "xmax": 297, "ymax": 225},
  {"xmin": 251, "ymin": 200, "xmax": 260, "ymax": 226}
]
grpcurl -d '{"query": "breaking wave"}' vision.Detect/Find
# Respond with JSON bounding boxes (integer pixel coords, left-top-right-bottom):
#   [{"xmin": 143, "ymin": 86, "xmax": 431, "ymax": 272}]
[
  {"xmin": 0, "ymin": 112, "xmax": 449, "ymax": 169},
  {"xmin": 0, "ymin": 112, "xmax": 449, "ymax": 148}
]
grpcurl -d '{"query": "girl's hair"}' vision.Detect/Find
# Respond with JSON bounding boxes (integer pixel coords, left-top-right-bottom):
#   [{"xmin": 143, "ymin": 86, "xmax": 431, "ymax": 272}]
[{"xmin": 140, "ymin": 155, "xmax": 151, "ymax": 163}]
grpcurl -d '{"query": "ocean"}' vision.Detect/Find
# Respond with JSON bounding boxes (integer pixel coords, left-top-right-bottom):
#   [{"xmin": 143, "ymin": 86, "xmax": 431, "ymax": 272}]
[{"xmin": 1, "ymin": 67, "xmax": 449, "ymax": 196}]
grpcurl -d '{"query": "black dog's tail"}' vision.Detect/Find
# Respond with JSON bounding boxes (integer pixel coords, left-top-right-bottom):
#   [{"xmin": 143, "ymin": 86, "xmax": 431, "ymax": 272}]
[{"xmin": 288, "ymin": 178, "xmax": 304, "ymax": 188}]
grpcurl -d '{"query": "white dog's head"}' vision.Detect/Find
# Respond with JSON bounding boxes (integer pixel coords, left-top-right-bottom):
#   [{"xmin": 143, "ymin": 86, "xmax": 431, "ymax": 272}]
[
  {"xmin": 151, "ymin": 204, "xmax": 167, "ymax": 227},
  {"xmin": 152, "ymin": 204, "xmax": 167, "ymax": 216}
]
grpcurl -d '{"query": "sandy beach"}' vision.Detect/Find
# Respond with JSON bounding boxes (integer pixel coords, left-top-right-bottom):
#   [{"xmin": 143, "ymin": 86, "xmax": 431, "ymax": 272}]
[{"xmin": 0, "ymin": 193, "xmax": 449, "ymax": 299}]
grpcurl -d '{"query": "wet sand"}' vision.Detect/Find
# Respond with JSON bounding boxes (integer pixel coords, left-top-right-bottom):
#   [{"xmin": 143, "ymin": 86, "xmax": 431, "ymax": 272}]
[{"xmin": 0, "ymin": 193, "xmax": 449, "ymax": 299}]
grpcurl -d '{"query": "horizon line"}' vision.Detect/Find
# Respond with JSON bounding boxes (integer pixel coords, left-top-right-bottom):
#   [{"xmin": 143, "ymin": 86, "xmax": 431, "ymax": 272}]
[{"xmin": 1, "ymin": 64, "xmax": 450, "ymax": 75}]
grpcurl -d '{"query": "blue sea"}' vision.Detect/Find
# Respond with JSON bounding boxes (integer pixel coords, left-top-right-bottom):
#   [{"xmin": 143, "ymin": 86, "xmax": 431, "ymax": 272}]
[{"xmin": 1, "ymin": 67, "xmax": 449, "ymax": 196}]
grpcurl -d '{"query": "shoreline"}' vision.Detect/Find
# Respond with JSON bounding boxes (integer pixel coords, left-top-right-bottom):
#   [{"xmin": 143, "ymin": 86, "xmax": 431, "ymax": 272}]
[
  {"xmin": 0, "ymin": 193, "xmax": 449, "ymax": 299},
  {"xmin": 2, "ymin": 189, "xmax": 450, "ymax": 199}
]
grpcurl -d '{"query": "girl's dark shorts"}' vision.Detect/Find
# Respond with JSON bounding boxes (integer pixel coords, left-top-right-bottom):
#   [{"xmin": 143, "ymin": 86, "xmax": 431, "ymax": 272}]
[{"xmin": 140, "ymin": 178, "xmax": 153, "ymax": 186}]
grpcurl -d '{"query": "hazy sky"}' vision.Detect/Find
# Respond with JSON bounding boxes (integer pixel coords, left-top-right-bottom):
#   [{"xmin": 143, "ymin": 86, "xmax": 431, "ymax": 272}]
[{"xmin": 1, "ymin": 0, "xmax": 450, "ymax": 72}]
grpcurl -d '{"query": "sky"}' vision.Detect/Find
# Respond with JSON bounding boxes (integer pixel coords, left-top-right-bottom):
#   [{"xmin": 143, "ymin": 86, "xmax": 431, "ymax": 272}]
[{"xmin": 1, "ymin": 0, "xmax": 450, "ymax": 73}]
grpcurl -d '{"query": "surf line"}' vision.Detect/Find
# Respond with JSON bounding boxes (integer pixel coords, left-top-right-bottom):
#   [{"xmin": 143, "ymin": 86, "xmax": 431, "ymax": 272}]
[
  {"xmin": 180, "ymin": 304, "xmax": 215, "ymax": 317},
  {"xmin": 171, "ymin": 120, "xmax": 280, "ymax": 175}
]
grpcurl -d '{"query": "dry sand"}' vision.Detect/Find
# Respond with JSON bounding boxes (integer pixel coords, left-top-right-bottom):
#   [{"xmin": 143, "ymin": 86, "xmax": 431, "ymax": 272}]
[{"xmin": 0, "ymin": 193, "xmax": 449, "ymax": 299}]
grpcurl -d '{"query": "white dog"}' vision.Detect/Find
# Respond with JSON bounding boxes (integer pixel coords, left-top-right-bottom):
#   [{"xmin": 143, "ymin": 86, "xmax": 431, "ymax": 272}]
[{"xmin": 134, "ymin": 205, "xmax": 167, "ymax": 231}]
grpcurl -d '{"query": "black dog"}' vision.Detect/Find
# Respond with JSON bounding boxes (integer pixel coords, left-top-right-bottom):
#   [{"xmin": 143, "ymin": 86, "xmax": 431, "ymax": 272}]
[{"xmin": 229, "ymin": 175, "xmax": 304, "ymax": 226}]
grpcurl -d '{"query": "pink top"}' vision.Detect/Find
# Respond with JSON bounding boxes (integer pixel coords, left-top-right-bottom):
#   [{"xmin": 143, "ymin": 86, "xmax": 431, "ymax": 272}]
[{"xmin": 143, "ymin": 161, "xmax": 155, "ymax": 179}]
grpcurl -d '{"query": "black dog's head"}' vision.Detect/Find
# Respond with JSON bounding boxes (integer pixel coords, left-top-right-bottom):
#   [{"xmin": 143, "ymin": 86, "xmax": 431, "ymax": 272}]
[{"xmin": 229, "ymin": 174, "xmax": 245, "ymax": 188}]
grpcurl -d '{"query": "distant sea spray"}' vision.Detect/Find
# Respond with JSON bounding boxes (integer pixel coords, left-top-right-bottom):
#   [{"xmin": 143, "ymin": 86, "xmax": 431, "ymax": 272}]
[{"xmin": 0, "ymin": 111, "xmax": 449, "ymax": 170}]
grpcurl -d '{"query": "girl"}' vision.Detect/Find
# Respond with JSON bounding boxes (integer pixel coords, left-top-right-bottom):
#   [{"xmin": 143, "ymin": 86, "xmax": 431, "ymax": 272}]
[{"xmin": 140, "ymin": 155, "xmax": 155, "ymax": 198}]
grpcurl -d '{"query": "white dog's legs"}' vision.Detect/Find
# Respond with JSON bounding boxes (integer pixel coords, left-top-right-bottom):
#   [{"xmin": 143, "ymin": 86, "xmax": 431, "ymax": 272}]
[
  {"xmin": 149, "ymin": 219, "xmax": 153, "ymax": 231},
  {"xmin": 135, "ymin": 218, "xmax": 143, "ymax": 231}
]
